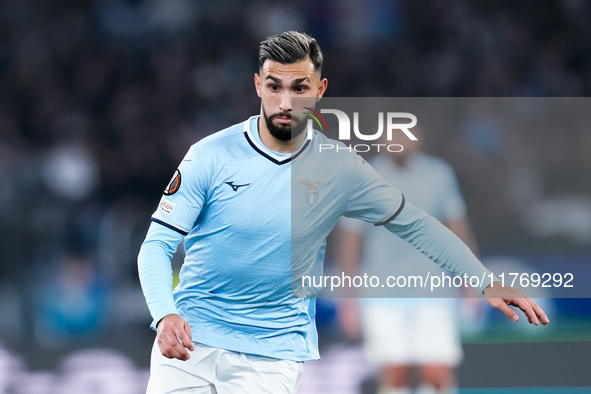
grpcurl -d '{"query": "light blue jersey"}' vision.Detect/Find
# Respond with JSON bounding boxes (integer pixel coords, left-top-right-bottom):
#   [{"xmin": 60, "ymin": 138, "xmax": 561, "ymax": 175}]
[
  {"xmin": 139, "ymin": 115, "xmax": 493, "ymax": 361},
  {"xmin": 140, "ymin": 116, "xmax": 403, "ymax": 361}
]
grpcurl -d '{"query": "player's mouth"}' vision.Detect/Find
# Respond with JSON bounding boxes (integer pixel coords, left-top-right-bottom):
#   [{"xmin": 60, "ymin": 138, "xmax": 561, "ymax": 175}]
[{"xmin": 274, "ymin": 116, "xmax": 291, "ymax": 124}]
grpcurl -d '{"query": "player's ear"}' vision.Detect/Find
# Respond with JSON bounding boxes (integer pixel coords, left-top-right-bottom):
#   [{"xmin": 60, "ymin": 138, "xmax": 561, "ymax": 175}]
[
  {"xmin": 254, "ymin": 73, "xmax": 262, "ymax": 98},
  {"xmin": 316, "ymin": 78, "xmax": 328, "ymax": 100}
]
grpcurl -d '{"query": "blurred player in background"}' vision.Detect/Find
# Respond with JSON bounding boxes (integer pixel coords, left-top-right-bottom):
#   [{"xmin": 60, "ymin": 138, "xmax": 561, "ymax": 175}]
[
  {"xmin": 338, "ymin": 128, "xmax": 478, "ymax": 394},
  {"xmin": 138, "ymin": 31, "xmax": 548, "ymax": 394}
]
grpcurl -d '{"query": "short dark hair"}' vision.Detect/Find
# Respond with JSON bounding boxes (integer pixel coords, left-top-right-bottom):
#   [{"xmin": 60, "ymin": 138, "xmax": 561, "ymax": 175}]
[{"xmin": 258, "ymin": 31, "xmax": 323, "ymax": 73}]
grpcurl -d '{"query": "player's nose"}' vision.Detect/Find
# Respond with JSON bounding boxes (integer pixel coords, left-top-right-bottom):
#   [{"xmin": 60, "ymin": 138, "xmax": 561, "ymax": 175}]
[{"xmin": 279, "ymin": 91, "xmax": 292, "ymax": 112}]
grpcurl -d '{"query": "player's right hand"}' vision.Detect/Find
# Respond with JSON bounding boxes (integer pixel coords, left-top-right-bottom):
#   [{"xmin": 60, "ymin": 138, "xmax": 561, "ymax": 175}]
[{"xmin": 156, "ymin": 313, "xmax": 195, "ymax": 361}]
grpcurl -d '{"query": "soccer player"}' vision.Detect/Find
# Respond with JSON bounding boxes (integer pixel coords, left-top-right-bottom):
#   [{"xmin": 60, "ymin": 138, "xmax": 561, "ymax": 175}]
[
  {"xmin": 338, "ymin": 128, "xmax": 478, "ymax": 394},
  {"xmin": 138, "ymin": 31, "xmax": 548, "ymax": 394}
]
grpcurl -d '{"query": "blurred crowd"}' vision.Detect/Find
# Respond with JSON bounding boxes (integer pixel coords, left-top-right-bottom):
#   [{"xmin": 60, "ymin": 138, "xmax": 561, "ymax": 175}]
[{"xmin": 1, "ymin": 0, "xmax": 591, "ymax": 379}]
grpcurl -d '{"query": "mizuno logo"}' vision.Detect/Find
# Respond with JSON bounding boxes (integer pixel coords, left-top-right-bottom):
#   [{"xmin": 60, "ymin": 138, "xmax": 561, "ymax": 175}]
[{"xmin": 224, "ymin": 181, "xmax": 250, "ymax": 192}]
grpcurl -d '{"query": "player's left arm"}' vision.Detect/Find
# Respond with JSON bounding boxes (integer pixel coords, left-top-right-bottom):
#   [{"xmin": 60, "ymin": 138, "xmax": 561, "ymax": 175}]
[
  {"xmin": 342, "ymin": 153, "xmax": 549, "ymax": 325},
  {"xmin": 382, "ymin": 202, "xmax": 549, "ymax": 326},
  {"xmin": 446, "ymin": 217, "xmax": 478, "ymax": 256},
  {"xmin": 447, "ymin": 218, "xmax": 548, "ymax": 325}
]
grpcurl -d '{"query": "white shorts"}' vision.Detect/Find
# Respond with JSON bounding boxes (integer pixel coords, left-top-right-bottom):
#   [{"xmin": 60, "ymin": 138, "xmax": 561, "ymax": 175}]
[
  {"xmin": 146, "ymin": 340, "xmax": 304, "ymax": 394},
  {"xmin": 360, "ymin": 299, "xmax": 462, "ymax": 367}
]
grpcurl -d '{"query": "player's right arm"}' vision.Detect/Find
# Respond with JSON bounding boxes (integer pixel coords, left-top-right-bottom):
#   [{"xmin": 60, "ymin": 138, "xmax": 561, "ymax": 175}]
[
  {"xmin": 138, "ymin": 222, "xmax": 195, "ymax": 360},
  {"xmin": 137, "ymin": 144, "xmax": 211, "ymax": 360}
]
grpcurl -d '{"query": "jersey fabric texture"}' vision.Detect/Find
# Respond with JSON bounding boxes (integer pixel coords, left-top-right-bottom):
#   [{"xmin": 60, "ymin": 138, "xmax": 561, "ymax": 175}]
[{"xmin": 138, "ymin": 115, "xmax": 493, "ymax": 362}]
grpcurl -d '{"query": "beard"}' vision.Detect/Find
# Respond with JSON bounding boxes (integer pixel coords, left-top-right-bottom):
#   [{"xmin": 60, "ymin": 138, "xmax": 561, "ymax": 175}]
[{"xmin": 262, "ymin": 106, "xmax": 308, "ymax": 142}]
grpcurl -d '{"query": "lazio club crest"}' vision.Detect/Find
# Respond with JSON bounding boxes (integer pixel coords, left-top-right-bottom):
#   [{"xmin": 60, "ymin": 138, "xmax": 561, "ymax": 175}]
[{"xmin": 297, "ymin": 180, "xmax": 330, "ymax": 206}]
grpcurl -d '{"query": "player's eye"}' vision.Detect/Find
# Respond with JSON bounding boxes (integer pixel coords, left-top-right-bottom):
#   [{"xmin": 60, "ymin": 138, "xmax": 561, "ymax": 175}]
[
  {"xmin": 294, "ymin": 86, "xmax": 307, "ymax": 93},
  {"xmin": 269, "ymin": 84, "xmax": 279, "ymax": 91}
]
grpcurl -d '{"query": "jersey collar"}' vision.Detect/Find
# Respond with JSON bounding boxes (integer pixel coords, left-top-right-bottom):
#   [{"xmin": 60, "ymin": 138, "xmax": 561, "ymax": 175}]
[{"xmin": 243, "ymin": 115, "xmax": 312, "ymax": 165}]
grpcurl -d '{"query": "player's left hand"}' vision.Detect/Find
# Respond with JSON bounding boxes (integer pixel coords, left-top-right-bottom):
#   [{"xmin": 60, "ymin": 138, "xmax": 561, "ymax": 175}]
[{"xmin": 483, "ymin": 282, "xmax": 550, "ymax": 326}]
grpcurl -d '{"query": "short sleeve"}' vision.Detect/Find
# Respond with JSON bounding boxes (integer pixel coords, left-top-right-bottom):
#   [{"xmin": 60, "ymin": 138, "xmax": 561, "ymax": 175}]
[
  {"xmin": 151, "ymin": 146, "xmax": 210, "ymax": 235},
  {"xmin": 343, "ymin": 154, "xmax": 404, "ymax": 225}
]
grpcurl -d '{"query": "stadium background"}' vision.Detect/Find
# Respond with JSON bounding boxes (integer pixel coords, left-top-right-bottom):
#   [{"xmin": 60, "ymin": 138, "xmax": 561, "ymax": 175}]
[{"xmin": 0, "ymin": 0, "xmax": 590, "ymax": 392}]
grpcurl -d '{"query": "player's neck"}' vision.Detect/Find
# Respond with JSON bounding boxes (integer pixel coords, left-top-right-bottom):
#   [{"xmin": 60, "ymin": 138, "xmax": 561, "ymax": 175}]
[{"xmin": 257, "ymin": 117, "xmax": 305, "ymax": 154}]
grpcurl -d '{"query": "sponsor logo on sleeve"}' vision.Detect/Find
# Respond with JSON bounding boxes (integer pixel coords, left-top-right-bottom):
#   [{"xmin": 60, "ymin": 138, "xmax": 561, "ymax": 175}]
[{"xmin": 158, "ymin": 199, "xmax": 175, "ymax": 214}]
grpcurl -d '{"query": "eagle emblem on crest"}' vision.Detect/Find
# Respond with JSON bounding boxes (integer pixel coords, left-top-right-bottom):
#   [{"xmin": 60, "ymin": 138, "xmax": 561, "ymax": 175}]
[{"xmin": 297, "ymin": 180, "xmax": 330, "ymax": 206}]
